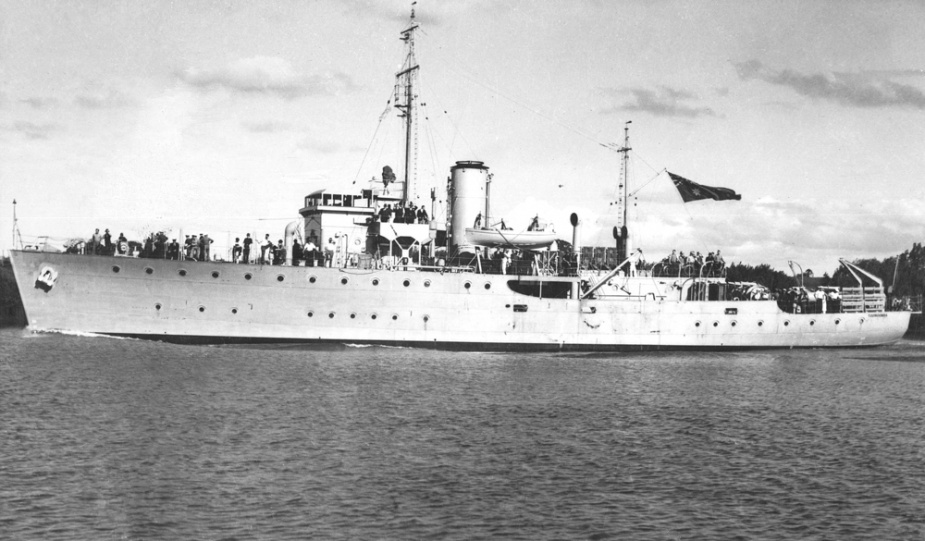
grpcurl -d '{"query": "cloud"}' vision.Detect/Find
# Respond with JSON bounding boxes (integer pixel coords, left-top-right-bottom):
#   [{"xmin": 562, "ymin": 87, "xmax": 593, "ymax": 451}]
[
  {"xmin": 75, "ymin": 88, "xmax": 135, "ymax": 109},
  {"xmin": 340, "ymin": 0, "xmax": 441, "ymax": 26},
  {"xmin": 10, "ymin": 121, "xmax": 60, "ymax": 139},
  {"xmin": 602, "ymin": 86, "xmax": 717, "ymax": 118},
  {"xmin": 734, "ymin": 60, "xmax": 925, "ymax": 110},
  {"xmin": 21, "ymin": 97, "xmax": 59, "ymax": 109},
  {"xmin": 178, "ymin": 56, "xmax": 358, "ymax": 99},
  {"xmin": 851, "ymin": 69, "xmax": 925, "ymax": 80},
  {"xmin": 242, "ymin": 120, "xmax": 296, "ymax": 133},
  {"xmin": 649, "ymin": 196, "xmax": 925, "ymax": 273},
  {"xmin": 298, "ymin": 138, "xmax": 343, "ymax": 154}
]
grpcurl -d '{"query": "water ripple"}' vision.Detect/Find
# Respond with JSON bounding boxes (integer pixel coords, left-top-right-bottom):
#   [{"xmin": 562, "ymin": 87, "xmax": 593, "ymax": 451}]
[{"xmin": 1, "ymin": 329, "xmax": 923, "ymax": 539}]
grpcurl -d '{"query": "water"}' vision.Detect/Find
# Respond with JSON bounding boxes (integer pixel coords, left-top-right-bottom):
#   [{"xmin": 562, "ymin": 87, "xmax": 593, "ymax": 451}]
[{"xmin": 2, "ymin": 328, "xmax": 923, "ymax": 540}]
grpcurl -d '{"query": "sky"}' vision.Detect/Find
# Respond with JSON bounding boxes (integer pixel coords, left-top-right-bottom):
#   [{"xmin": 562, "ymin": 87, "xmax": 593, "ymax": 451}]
[{"xmin": 2, "ymin": 0, "xmax": 924, "ymax": 276}]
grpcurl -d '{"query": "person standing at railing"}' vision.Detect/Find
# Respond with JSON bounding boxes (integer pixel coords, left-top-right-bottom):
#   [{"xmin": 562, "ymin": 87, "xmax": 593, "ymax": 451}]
[
  {"xmin": 232, "ymin": 238, "xmax": 242, "ymax": 263},
  {"xmin": 242, "ymin": 234, "xmax": 253, "ymax": 264},
  {"xmin": 89, "ymin": 228, "xmax": 101, "ymax": 255}
]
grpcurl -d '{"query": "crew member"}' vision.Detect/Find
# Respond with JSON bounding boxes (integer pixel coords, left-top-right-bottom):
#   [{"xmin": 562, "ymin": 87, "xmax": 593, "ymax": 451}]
[
  {"xmin": 242, "ymin": 233, "xmax": 253, "ymax": 264},
  {"xmin": 232, "ymin": 238, "xmax": 242, "ymax": 263}
]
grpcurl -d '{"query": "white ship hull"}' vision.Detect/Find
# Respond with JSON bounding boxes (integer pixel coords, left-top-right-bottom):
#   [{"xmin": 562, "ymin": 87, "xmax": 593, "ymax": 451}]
[{"xmin": 11, "ymin": 251, "xmax": 910, "ymax": 350}]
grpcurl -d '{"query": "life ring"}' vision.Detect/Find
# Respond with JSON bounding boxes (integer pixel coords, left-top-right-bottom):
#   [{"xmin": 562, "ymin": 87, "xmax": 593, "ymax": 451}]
[
  {"xmin": 119, "ymin": 241, "xmax": 128, "ymax": 254},
  {"xmin": 35, "ymin": 265, "xmax": 58, "ymax": 292}
]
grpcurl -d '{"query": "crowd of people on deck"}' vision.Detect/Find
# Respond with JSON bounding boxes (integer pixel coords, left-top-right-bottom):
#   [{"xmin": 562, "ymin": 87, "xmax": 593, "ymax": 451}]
[
  {"xmin": 81, "ymin": 225, "xmax": 354, "ymax": 267},
  {"xmin": 83, "ymin": 228, "xmax": 123, "ymax": 256},
  {"xmin": 659, "ymin": 249, "xmax": 726, "ymax": 276},
  {"xmin": 775, "ymin": 287, "xmax": 841, "ymax": 314},
  {"xmin": 372, "ymin": 202, "xmax": 429, "ymax": 224}
]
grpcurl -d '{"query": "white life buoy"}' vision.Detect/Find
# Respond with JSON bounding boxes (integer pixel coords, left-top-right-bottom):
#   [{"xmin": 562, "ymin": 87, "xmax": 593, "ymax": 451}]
[{"xmin": 35, "ymin": 265, "xmax": 58, "ymax": 291}]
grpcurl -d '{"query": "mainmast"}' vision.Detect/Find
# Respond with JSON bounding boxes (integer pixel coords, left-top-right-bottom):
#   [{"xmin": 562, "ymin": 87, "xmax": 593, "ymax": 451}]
[
  {"xmin": 394, "ymin": 5, "xmax": 419, "ymax": 205},
  {"xmin": 614, "ymin": 121, "xmax": 632, "ymax": 261}
]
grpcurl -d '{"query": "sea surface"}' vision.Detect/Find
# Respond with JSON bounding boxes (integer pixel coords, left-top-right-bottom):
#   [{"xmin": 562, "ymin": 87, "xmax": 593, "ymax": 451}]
[{"xmin": 1, "ymin": 328, "xmax": 923, "ymax": 540}]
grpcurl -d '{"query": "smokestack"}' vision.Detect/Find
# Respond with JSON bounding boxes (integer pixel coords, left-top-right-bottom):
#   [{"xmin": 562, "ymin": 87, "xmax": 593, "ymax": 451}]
[{"xmin": 448, "ymin": 161, "xmax": 488, "ymax": 254}]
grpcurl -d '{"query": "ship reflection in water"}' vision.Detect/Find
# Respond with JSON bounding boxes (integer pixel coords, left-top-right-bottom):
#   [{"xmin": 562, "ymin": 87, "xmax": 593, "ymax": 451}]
[{"xmin": 2, "ymin": 329, "xmax": 923, "ymax": 540}]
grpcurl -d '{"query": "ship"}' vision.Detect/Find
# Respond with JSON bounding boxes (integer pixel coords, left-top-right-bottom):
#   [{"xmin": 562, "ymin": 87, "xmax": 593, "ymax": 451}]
[{"xmin": 8, "ymin": 10, "xmax": 911, "ymax": 350}]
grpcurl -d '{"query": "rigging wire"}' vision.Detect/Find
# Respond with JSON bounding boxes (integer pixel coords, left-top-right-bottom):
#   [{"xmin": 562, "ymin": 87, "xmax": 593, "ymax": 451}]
[
  {"xmin": 628, "ymin": 167, "xmax": 667, "ymax": 199},
  {"xmin": 418, "ymin": 31, "xmax": 603, "ymax": 147},
  {"xmin": 416, "ymin": 27, "xmax": 678, "ymax": 197},
  {"xmin": 351, "ymin": 89, "xmax": 398, "ymax": 185}
]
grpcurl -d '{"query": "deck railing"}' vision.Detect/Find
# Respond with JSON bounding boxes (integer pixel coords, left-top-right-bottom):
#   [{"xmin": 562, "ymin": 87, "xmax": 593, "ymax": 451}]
[{"xmin": 840, "ymin": 286, "xmax": 886, "ymax": 313}]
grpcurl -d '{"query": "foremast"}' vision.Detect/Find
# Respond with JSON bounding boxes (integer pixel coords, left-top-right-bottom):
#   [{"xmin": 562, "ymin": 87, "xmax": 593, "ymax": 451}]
[
  {"xmin": 614, "ymin": 121, "xmax": 632, "ymax": 262},
  {"xmin": 394, "ymin": 6, "xmax": 420, "ymax": 206}
]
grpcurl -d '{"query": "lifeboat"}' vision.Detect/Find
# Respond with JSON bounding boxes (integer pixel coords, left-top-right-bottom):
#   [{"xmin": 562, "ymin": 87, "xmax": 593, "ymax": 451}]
[{"xmin": 464, "ymin": 228, "xmax": 557, "ymax": 249}]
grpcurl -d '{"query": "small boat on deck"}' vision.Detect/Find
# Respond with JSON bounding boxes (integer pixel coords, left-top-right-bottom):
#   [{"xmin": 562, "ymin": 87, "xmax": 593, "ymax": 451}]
[{"xmin": 464, "ymin": 228, "xmax": 557, "ymax": 249}]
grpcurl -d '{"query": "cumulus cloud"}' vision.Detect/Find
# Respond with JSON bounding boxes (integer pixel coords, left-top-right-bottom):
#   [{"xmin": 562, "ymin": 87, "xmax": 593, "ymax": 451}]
[
  {"xmin": 602, "ymin": 86, "xmax": 717, "ymax": 118},
  {"xmin": 734, "ymin": 60, "xmax": 925, "ymax": 109},
  {"xmin": 178, "ymin": 56, "xmax": 358, "ymax": 99},
  {"xmin": 651, "ymin": 196, "xmax": 925, "ymax": 273}
]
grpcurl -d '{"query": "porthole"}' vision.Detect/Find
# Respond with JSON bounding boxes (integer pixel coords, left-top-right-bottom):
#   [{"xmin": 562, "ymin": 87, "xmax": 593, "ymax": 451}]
[
  {"xmin": 231, "ymin": 308, "xmax": 238, "ymax": 314},
  {"xmin": 784, "ymin": 320, "xmax": 790, "ymax": 327},
  {"xmin": 244, "ymin": 273, "xmax": 252, "ymax": 280},
  {"xmin": 144, "ymin": 267, "xmax": 154, "ymax": 275},
  {"xmin": 392, "ymin": 314, "xmax": 398, "ymax": 320},
  {"xmin": 423, "ymin": 315, "xmax": 430, "ymax": 322},
  {"xmin": 809, "ymin": 320, "xmax": 816, "ymax": 326},
  {"xmin": 713, "ymin": 321, "xmax": 719, "ymax": 327},
  {"xmin": 758, "ymin": 320, "xmax": 764, "ymax": 327},
  {"xmin": 835, "ymin": 318, "xmax": 841, "ymax": 325},
  {"xmin": 211, "ymin": 271, "xmax": 220, "ymax": 279},
  {"xmin": 178, "ymin": 269, "xmax": 187, "ymax": 277},
  {"xmin": 371, "ymin": 313, "xmax": 378, "ymax": 320},
  {"xmin": 695, "ymin": 321, "xmax": 701, "ymax": 327},
  {"xmin": 341, "ymin": 277, "xmax": 349, "ymax": 285},
  {"xmin": 403, "ymin": 279, "xmax": 411, "ymax": 287},
  {"xmin": 424, "ymin": 280, "xmax": 431, "ymax": 287},
  {"xmin": 277, "ymin": 275, "xmax": 285, "ymax": 282},
  {"xmin": 307, "ymin": 311, "xmax": 314, "ymax": 318},
  {"xmin": 350, "ymin": 313, "xmax": 356, "ymax": 319},
  {"xmin": 198, "ymin": 306, "xmax": 205, "ymax": 313},
  {"xmin": 859, "ymin": 318, "xmax": 866, "ymax": 324},
  {"xmin": 309, "ymin": 276, "xmax": 317, "ymax": 283},
  {"xmin": 484, "ymin": 282, "xmax": 492, "ymax": 290},
  {"xmin": 111, "ymin": 265, "xmax": 121, "ymax": 273},
  {"xmin": 155, "ymin": 303, "xmax": 161, "ymax": 310},
  {"xmin": 464, "ymin": 282, "xmax": 472, "ymax": 290},
  {"xmin": 372, "ymin": 278, "xmax": 379, "ymax": 286},
  {"xmin": 731, "ymin": 321, "xmax": 737, "ymax": 327},
  {"xmin": 328, "ymin": 312, "xmax": 335, "ymax": 318}
]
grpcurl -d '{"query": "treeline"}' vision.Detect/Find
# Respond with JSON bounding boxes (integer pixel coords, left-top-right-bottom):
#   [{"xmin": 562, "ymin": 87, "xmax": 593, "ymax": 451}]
[
  {"xmin": 725, "ymin": 263, "xmax": 795, "ymax": 290},
  {"xmin": 829, "ymin": 242, "xmax": 925, "ymax": 297},
  {"xmin": 725, "ymin": 242, "xmax": 924, "ymax": 297}
]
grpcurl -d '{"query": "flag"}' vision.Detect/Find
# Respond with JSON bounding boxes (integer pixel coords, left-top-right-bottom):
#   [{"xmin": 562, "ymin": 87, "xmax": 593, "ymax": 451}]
[{"xmin": 668, "ymin": 171, "xmax": 741, "ymax": 202}]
